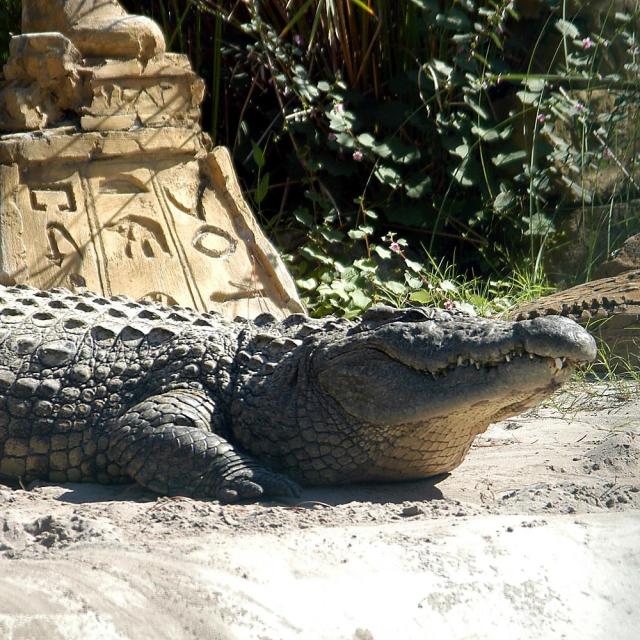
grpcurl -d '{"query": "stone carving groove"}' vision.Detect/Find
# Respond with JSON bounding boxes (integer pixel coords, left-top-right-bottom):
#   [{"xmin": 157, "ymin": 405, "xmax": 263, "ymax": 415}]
[
  {"xmin": 0, "ymin": 0, "xmax": 304, "ymax": 320},
  {"xmin": 45, "ymin": 223, "xmax": 83, "ymax": 267},
  {"xmin": 31, "ymin": 185, "xmax": 77, "ymax": 213}
]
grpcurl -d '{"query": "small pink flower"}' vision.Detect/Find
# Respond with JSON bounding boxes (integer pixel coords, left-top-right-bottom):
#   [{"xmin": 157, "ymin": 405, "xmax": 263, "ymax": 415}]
[
  {"xmin": 603, "ymin": 147, "xmax": 613, "ymax": 159},
  {"xmin": 352, "ymin": 150, "xmax": 364, "ymax": 162},
  {"xmin": 536, "ymin": 113, "xmax": 546, "ymax": 123},
  {"xmin": 293, "ymin": 34, "xmax": 303, "ymax": 47},
  {"xmin": 444, "ymin": 300, "xmax": 454, "ymax": 310},
  {"xmin": 390, "ymin": 242, "xmax": 401, "ymax": 254},
  {"xmin": 334, "ymin": 103, "xmax": 344, "ymax": 114},
  {"xmin": 328, "ymin": 132, "xmax": 337, "ymax": 142},
  {"xmin": 582, "ymin": 37, "xmax": 594, "ymax": 49}
]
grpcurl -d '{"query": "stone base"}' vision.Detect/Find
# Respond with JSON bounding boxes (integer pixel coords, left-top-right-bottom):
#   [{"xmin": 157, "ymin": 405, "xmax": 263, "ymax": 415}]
[
  {"xmin": 0, "ymin": 128, "xmax": 303, "ymax": 319},
  {"xmin": 0, "ymin": 1, "xmax": 304, "ymax": 320}
]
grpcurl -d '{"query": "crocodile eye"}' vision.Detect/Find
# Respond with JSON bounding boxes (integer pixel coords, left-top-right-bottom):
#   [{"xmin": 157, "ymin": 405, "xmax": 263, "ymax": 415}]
[
  {"xmin": 362, "ymin": 306, "xmax": 433, "ymax": 325},
  {"xmin": 362, "ymin": 305, "xmax": 398, "ymax": 322}
]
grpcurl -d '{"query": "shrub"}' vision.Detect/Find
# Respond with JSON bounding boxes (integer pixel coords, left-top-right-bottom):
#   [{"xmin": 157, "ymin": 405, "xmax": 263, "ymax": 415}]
[{"xmin": 2, "ymin": 1, "xmax": 639, "ymax": 314}]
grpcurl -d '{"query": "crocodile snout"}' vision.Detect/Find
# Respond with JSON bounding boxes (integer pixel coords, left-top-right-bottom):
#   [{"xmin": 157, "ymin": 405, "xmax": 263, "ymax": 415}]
[{"xmin": 514, "ymin": 316, "xmax": 597, "ymax": 363}]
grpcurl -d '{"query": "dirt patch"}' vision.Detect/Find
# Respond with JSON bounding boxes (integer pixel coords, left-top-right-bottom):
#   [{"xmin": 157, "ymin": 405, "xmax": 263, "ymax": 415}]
[{"xmin": 0, "ymin": 382, "xmax": 639, "ymax": 638}]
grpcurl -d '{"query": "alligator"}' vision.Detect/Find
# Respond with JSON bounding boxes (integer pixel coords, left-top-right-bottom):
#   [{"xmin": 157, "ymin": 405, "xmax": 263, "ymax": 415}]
[
  {"xmin": 513, "ymin": 269, "xmax": 640, "ymax": 366},
  {"xmin": 0, "ymin": 284, "xmax": 596, "ymax": 502}
]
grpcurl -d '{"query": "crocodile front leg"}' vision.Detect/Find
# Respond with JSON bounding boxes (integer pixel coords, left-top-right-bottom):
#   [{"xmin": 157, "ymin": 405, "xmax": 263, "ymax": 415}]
[{"xmin": 106, "ymin": 390, "xmax": 299, "ymax": 502}]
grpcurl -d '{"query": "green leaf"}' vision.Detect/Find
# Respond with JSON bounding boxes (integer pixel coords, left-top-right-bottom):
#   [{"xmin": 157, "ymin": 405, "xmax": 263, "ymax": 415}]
[
  {"xmin": 525, "ymin": 78, "xmax": 546, "ymax": 92},
  {"xmin": 371, "ymin": 141, "xmax": 392, "ymax": 159},
  {"xmin": 252, "ymin": 142, "xmax": 265, "ymax": 169},
  {"xmin": 405, "ymin": 258, "xmax": 423, "ymax": 273},
  {"xmin": 555, "ymin": 19, "xmax": 580, "ymax": 39},
  {"xmin": 374, "ymin": 165, "xmax": 402, "ymax": 188},
  {"xmin": 429, "ymin": 59, "xmax": 453, "ymax": 77},
  {"xmin": 516, "ymin": 91, "xmax": 541, "ymax": 106},
  {"xmin": 464, "ymin": 96, "xmax": 490, "ymax": 120},
  {"xmin": 435, "ymin": 8, "xmax": 471, "ymax": 31},
  {"xmin": 615, "ymin": 12, "xmax": 632, "ymax": 23},
  {"xmin": 405, "ymin": 273, "xmax": 423, "ymax": 289},
  {"xmin": 404, "ymin": 174, "xmax": 432, "ymax": 198},
  {"xmin": 255, "ymin": 173, "xmax": 270, "ymax": 204},
  {"xmin": 491, "ymin": 150, "xmax": 527, "ymax": 167},
  {"xmin": 372, "ymin": 137, "xmax": 420, "ymax": 164},
  {"xmin": 319, "ymin": 227, "xmax": 346, "ymax": 243},
  {"xmin": 449, "ymin": 142, "xmax": 471, "ymax": 159},
  {"xmin": 374, "ymin": 245, "xmax": 392, "ymax": 259},
  {"xmin": 409, "ymin": 290, "xmax": 432, "ymax": 304},
  {"xmin": 335, "ymin": 132, "xmax": 356, "ymax": 148},
  {"xmin": 408, "ymin": 0, "xmax": 438, "ymax": 11},
  {"xmin": 354, "ymin": 258, "xmax": 378, "ymax": 273},
  {"xmin": 300, "ymin": 246, "xmax": 334, "ymax": 265},
  {"xmin": 471, "ymin": 124, "xmax": 500, "ymax": 143},
  {"xmin": 348, "ymin": 225, "xmax": 374, "ymax": 240},
  {"xmin": 294, "ymin": 208, "xmax": 314, "ymax": 228},
  {"xmin": 438, "ymin": 280, "xmax": 457, "ymax": 293},
  {"xmin": 384, "ymin": 280, "xmax": 407, "ymax": 295},
  {"xmin": 451, "ymin": 157, "xmax": 481, "ymax": 186},
  {"xmin": 493, "ymin": 190, "xmax": 515, "ymax": 212},
  {"xmin": 329, "ymin": 281, "xmax": 350, "ymax": 302},
  {"xmin": 499, "ymin": 126, "xmax": 514, "ymax": 140},
  {"xmin": 488, "ymin": 30, "xmax": 503, "ymax": 50},
  {"xmin": 357, "ymin": 133, "xmax": 376, "ymax": 148},
  {"xmin": 350, "ymin": 289, "xmax": 372, "ymax": 309},
  {"xmin": 296, "ymin": 277, "xmax": 318, "ymax": 291}
]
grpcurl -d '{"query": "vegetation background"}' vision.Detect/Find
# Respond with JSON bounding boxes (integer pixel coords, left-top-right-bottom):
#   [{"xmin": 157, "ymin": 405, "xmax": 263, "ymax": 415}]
[{"xmin": 1, "ymin": 0, "xmax": 639, "ymax": 316}]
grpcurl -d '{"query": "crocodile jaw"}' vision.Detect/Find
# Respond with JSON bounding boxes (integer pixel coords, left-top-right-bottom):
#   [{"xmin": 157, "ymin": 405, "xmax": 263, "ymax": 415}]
[
  {"xmin": 299, "ymin": 313, "xmax": 596, "ymax": 484},
  {"xmin": 314, "ymin": 350, "xmax": 568, "ymax": 482}
]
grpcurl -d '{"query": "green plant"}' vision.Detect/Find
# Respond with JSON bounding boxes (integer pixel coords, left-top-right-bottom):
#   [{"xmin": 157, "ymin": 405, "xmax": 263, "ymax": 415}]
[
  {"xmin": 220, "ymin": 1, "xmax": 639, "ymax": 311},
  {"xmin": 4, "ymin": 0, "xmax": 635, "ymax": 316}
]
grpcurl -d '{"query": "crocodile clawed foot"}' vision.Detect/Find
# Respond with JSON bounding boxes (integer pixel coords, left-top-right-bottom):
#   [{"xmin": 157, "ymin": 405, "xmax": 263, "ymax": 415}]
[{"xmin": 217, "ymin": 469, "xmax": 301, "ymax": 504}]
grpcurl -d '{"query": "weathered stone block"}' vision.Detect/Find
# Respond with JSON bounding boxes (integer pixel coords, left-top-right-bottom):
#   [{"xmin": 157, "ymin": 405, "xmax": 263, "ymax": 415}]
[
  {"xmin": 0, "ymin": 457, "xmax": 26, "ymax": 477},
  {"xmin": 4, "ymin": 438, "xmax": 28, "ymax": 457},
  {"xmin": 49, "ymin": 451, "xmax": 69, "ymax": 471},
  {"xmin": 29, "ymin": 436, "xmax": 50, "ymax": 455},
  {"xmin": 26, "ymin": 455, "xmax": 48, "ymax": 475},
  {"xmin": 68, "ymin": 447, "xmax": 83, "ymax": 468},
  {"xmin": 67, "ymin": 468, "xmax": 82, "ymax": 482},
  {"xmin": 51, "ymin": 435, "xmax": 69, "ymax": 452},
  {"xmin": 0, "ymin": 0, "xmax": 303, "ymax": 321}
]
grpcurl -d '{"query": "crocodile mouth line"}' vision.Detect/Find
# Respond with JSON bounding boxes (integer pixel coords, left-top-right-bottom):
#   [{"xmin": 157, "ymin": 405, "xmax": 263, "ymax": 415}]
[
  {"xmin": 421, "ymin": 351, "xmax": 571, "ymax": 379},
  {"xmin": 338, "ymin": 343, "xmax": 577, "ymax": 379}
]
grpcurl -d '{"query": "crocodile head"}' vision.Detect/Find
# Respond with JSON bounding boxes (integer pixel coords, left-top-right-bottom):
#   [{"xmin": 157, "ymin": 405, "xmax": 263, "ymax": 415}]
[{"xmin": 233, "ymin": 307, "xmax": 596, "ymax": 485}]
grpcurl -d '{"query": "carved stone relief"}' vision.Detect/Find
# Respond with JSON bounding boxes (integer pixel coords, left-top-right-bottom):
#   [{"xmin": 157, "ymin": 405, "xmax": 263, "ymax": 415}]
[{"xmin": 0, "ymin": 0, "xmax": 304, "ymax": 319}]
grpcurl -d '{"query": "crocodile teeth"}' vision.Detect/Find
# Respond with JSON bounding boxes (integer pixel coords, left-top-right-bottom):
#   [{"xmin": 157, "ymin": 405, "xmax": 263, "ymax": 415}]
[
  {"xmin": 529, "ymin": 354, "xmax": 534, "ymax": 359},
  {"xmin": 554, "ymin": 357, "xmax": 563, "ymax": 370},
  {"xmin": 505, "ymin": 354, "xmax": 511, "ymax": 362},
  {"xmin": 457, "ymin": 356, "xmax": 463, "ymax": 366},
  {"xmin": 474, "ymin": 361, "xmax": 480, "ymax": 370}
]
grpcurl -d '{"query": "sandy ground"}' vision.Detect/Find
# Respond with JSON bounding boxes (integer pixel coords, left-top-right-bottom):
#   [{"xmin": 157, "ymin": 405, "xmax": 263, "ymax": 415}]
[{"xmin": 1, "ymin": 383, "xmax": 639, "ymax": 639}]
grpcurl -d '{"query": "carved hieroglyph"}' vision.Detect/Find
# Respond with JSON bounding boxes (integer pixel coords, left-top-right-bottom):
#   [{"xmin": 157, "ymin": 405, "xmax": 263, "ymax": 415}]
[{"xmin": 0, "ymin": 1, "xmax": 304, "ymax": 320}]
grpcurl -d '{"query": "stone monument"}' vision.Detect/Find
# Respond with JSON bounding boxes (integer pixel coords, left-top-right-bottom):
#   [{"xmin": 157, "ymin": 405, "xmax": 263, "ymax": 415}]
[{"xmin": 0, "ymin": 0, "xmax": 304, "ymax": 319}]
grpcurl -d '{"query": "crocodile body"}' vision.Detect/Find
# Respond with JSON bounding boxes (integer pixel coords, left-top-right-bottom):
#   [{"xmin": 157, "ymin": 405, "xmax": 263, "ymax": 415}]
[
  {"xmin": 513, "ymin": 270, "xmax": 640, "ymax": 365},
  {"xmin": 0, "ymin": 285, "xmax": 596, "ymax": 502}
]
